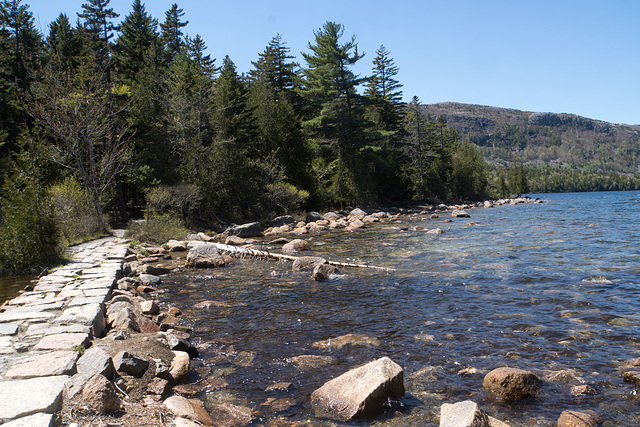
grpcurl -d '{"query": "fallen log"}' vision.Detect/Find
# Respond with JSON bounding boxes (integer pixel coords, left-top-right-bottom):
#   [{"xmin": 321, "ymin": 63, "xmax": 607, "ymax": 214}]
[{"xmin": 206, "ymin": 242, "xmax": 396, "ymax": 272}]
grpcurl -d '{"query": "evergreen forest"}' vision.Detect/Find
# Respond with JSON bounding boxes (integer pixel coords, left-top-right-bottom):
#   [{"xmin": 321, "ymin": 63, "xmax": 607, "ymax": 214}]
[{"xmin": 1, "ymin": 0, "xmax": 629, "ymax": 275}]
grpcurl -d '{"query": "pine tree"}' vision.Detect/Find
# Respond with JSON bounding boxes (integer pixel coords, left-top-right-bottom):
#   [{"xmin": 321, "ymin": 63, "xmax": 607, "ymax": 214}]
[
  {"xmin": 114, "ymin": 0, "xmax": 159, "ymax": 82},
  {"xmin": 299, "ymin": 21, "xmax": 371, "ymax": 205},
  {"xmin": 1, "ymin": 0, "xmax": 41, "ymax": 89},
  {"xmin": 249, "ymin": 35, "xmax": 311, "ymax": 191},
  {"xmin": 77, "ymin": 0, "xmax": 119, "ymax": 66},
  {"xmin": 47, "ymin": 14, "xmax": 83, "ymax": 70},
  {"xmin": 365, "ymin": 45, "xmax": 403, "ymax": 132},
  {"xmin": 160, "ymin": 3, "xmax": 188, "ymax": 64}
]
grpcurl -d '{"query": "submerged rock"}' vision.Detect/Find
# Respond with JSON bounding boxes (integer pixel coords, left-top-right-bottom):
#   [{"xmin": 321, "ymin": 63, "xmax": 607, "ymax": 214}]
[
  {"xmin": 483, "ymin": 367, "xmax": 542, "ymax": 401},
  {"xmin": 312, "ymin": 334, "xmax": 381, "ymax": 350},
  {"xmin": 311, "ymin": 263, "xmax": 339, "ymax": 281},
  {"xmin": 288, "ymin": 355, "xmax": 335, "ymax": 370},
  {"xmin": 557, "ymin": 410, "xmax": 599, "ymax": 427},
  {"xmin": 292, "ymin": 256, "xmax": 327, "ymax": 272},
  {"xmin": 310, "ymin": 356, "xmax": 405, "ymax": 421}
]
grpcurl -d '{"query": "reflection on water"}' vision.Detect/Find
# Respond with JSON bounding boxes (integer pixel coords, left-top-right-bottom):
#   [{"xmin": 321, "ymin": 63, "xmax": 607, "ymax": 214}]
[
  {"xmin": 161, "ymin": 192, "xmax": 640, "ymax": 426},
  {"xmin": 0, "ymin": 275, "xmax": 34, "ymax": 305}
]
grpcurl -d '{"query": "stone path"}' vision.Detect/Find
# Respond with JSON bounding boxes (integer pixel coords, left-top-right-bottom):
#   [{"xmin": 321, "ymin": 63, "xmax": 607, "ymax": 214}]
[{"xmin": 0, "ymin": 233, "xmax": 128, "ymax": 426}]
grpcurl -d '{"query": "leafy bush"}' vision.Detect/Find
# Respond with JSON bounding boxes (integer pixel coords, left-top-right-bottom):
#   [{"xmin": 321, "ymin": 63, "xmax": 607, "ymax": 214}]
[
  {"xmin": 124, "ymin": 214, "xmax": 190, "ymax": 245},
  {"xmin": 48, "ymin": 177, "xmax": 103, "ymax": 246},
  {"xmin": 265, "ymin": 182, "xmax": 310, "ymax": 215},
  {"xmin": 0, "ymin": 181, "xmax": 60, "ymax": 275},
  {"xmin": 146, "ymin": 184, "xmax": 202, "ymax": 224}
]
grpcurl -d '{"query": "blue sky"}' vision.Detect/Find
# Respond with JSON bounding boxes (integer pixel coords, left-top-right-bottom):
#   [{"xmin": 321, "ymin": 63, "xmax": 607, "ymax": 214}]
[{"xmin": 27, "ymin": 0, "xmax": 639, "ymax": 125}]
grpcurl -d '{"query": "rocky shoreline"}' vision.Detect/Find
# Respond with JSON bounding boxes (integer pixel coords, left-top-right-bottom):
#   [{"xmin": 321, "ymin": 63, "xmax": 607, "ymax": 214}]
[{"xmin": 1, "ymin": 196, "xmax": 613, "ymax": 426}]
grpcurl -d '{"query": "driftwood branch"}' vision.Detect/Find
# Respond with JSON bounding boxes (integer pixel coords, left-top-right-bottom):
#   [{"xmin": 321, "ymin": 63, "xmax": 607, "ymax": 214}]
[{"xmin": 208, "ymin": 242, "xmax": 396, "ymax": 272}]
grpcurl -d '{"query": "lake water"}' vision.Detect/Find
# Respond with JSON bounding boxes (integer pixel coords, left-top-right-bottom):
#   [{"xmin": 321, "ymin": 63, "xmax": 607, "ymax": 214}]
[{"xmin": 129, "ymin": 191, "xmax": 640, "ymax": 425}]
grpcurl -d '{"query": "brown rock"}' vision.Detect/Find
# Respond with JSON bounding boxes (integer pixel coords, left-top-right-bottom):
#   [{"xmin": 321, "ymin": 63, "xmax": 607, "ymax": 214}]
[
  {"xmin": 82, "ymin": 374, "xmax": 121, "ymax": 414},
  {"xmin": 141, "ymin": 264, "xmax": 172, "ymax": 275},
  {"xmin": 557, "ymin": 410, "xmax": 598, "ymax": 427},
  {"xmin": 311, "ymin": 357, "xmax": 404, "ymax": 421},
  {"xmin": 209, "ymin": 402, "xmax": 252, "ymax": 426},
  {"xmin": 571, "ymin": 384, "xmax": 597, "ymax": 396},
  {"xmin": 288, "ymin": 355, "xmax": 335, "ymax": 370},
  {"xmin": 292, "ymin": 256, "xmax": 327, "ymax": 272},
  {"xmin": 148, "ymin": 377, "xmax": 171, "ymax": 398},
  {"xmin": 265, "ymin": 382, "xmax": 293, "ymax": 392},
  {"xmin": 234, "ymin": 351, "xmax": 255, "ymax": 367},
  {"xmin": 137, "ymin": 316, "xmax": 161, "ymax": 333},
  {"xmin": 282, "ymin": 239, "xmax": 311, "ymax": 253},
  {"xmin": 164, "ymin": 396, "xmax": 215, "ymax": 426},
  {"xmin": 623, "ymin": 370, "xmax": 640, "ymax": 384},
  {"xmin": 483, "ymin": 367, "xmax": 542, "ymax": 401},
  {"xmin": 312, "ymin": 334, "xmax": 381, "ymax": 350},
  {"xmin": 225, "ymin": 236, "xmax": 247, "ymax": 246},
  {"xmin": 141, "ymin": 300, "xmax": 160, "ymax": 315},
  {"xmin": 168, "ymin": 306, "xmax": 183, "ymax": 316},
  {"xmin": 346, "ymin": 219, "xmax": 366, "ymax": 231},
  {"xmin": 311, "ymin": 263, "xmax": 339, "ymax": 281}
]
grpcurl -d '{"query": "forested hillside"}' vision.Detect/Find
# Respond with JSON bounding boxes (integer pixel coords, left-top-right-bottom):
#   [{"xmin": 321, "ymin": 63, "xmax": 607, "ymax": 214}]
[
  {"xmin": 423, "ymin": 102, "xmax": 640, "ymax": 192},
  {"xmin": 0, "ymin": 0, "xmax": 491, "ymax": 274}
]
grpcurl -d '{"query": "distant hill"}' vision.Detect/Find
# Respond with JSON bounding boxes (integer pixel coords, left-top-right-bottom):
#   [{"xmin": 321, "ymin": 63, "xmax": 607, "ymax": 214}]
[{"xmin": 421, "ymin": 102, "xmax": 640, "ymax": 192}]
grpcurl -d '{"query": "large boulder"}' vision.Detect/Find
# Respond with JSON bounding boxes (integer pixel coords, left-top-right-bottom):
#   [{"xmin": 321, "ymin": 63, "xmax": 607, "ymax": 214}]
[
  {"xmin": 439, "ymin": 400, "xmax": 490, "ymax": 427},
  {"xmin": 451, "ymin": 209, "xmax": 471, "ymax": 218},
  {"xmin": 113, "ymin": 351, "xmax": 149, "ymax": 378},
  {"xmin": 185, "ymin": 244, "xmax": 226, "ymax": 268},
  {"xmin": 310, "ymin": 356, "xmax": 404, "ymax": 421},
  {"xmin": 272, "ymin": 215, "xmax": 295, "ymax": 227},
  {"xmin": 483, "ymin": 367, "xmax": 542, "ymax": 401},
  {"xmin": 226, "ymin": 222, "xmax": 263, "ymax": 238},
  {"xmin": 306, "ymin": 212, "xmax": 323, "ymax": 223}
]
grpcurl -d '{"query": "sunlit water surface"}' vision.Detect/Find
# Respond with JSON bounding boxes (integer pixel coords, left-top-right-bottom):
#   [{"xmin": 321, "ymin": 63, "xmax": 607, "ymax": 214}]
[{"xmin": 162, "ymin": 192, "xmax": 640, "ymax": 426}]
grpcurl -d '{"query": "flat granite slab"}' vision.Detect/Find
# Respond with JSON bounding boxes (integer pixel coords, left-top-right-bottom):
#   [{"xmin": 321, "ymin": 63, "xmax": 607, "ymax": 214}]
[
  {"xmin": 0, "ymin": 375, "xmax": 68, "ymax": 421},
  {"xmin": 4, "ymin": 350, "xmax": 78, "ymax": 379},
  {"xmin": 32, "ymin": 332, "xmax": 90, "ymax": 351},
  {"xmin": 0, "ymin": 324, "xmax": 19, "ymax": 336},
  {"xmin": 25, "ymin": 323, "xmax": 91, "ymax": 338},
  {"xmin": 2, "ymin": 413, "xmax": 54, "ymax": 427}
]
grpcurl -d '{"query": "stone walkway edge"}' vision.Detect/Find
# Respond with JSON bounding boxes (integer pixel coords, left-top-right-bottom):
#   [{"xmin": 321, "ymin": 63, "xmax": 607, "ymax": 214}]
[{"xmin": 0, "ymin": 233, "xmax": 128, "ymax": 426}]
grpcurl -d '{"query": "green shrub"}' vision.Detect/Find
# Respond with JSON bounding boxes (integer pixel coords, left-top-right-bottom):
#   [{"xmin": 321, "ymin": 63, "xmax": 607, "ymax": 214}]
[
  {"xmin": 0, "ymin": 182, "xmax": 60, "ymax": 275},
  {"xmin": 124, "ymin": 214, "xmax": 190, "ymax": 245},
  {"xmin": 265, "ymin": 182, "xmax": 310, "ymax": 215},
  {"xmin": 146, "ymin": 184, "xmax": 202, "ymax": 224},
  {"xmin": 48, "ymin": 177, "xmax": 103, "ymax": 246}
]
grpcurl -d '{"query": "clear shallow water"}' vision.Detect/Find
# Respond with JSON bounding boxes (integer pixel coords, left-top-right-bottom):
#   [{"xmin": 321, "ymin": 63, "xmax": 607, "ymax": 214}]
[{"xmin": 163, "ymin": 191, "xmax": 640, "ymax": 426}]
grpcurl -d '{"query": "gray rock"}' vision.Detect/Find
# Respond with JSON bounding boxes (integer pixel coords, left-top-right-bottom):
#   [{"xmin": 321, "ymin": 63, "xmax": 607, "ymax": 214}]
[
  {"xmin": 311, "ymin": 356, "xmax": 405, "ymax": 421},
  {"xmin": 451, "ymin": 209, "xmax": 471, "ymax": 218},
  {"xmin": 226, "ymin": 222, "xmax": 263, "ymax": 238},
  {"xmin": 165, "ymin": 240, "xmax": 188, "ymax": 252},
  {"xmin": 76, "ymin": 346, "xmax": 114, "ymax": 378},
  {"xmin": 427, "ymin": 228, "xmax": 446, "ymax": 234},
  {"xmin": 225, "ymin": 235, "xmax": 247, "ymax": 246},
  {"xmin": 82, "ymin": 374, "xmax": 121, "ymax": 414},
  {"xmin": 113, "ymin": 351, "xmax": 149, "ymax": 377},
  {"xmin": 292, "ymin": 256, "xmax": 327, "ymax": 272},
  {"xmin": 323, "ymin": 212, "xmax": 342, "ymax": 221},
  {"xmin": 141, "ymin": 300, "xmax": 160, "ymax": 315},
  {"xmin": 483, "ymin": 367, "xmax": 542, "ymax": 401},
  {"xmin": 272, "ymin": 215, "xmax": 295, "ymax": 226},
  {"xmin": 148, "ymin": 377, "xmax": 171, "ymax": 398},
  {"xmin": 109, "ymin": 307, "xmax": 140, "ymax": 332},
  {"xmin": 166, "ymin": 333, "xmax": 198, "ymax": 358},
  {"xmin": 305, "ymin": 212, "xmax": 323, "ymax": 223},
  {"xmin": 139, "ymin": 274, "xmax": 161, "ymax": 285},
  {"xmin": 0, "ymin": 323, "xmax": 19, "ymax": 336},
  {"xmin": 185, "ymin": 244, "xmax": 226, "ymax": 268},
  {"xmin": 350, "ymin": 208, "xmax": 367, "ymax": 217},
  {"xmin": 0, "ymin": 375, "xmax": 68, "ymax": 420},
  {"xmin": 440, "ymin": 400, "xmax": 490, "ymax": 427}
]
